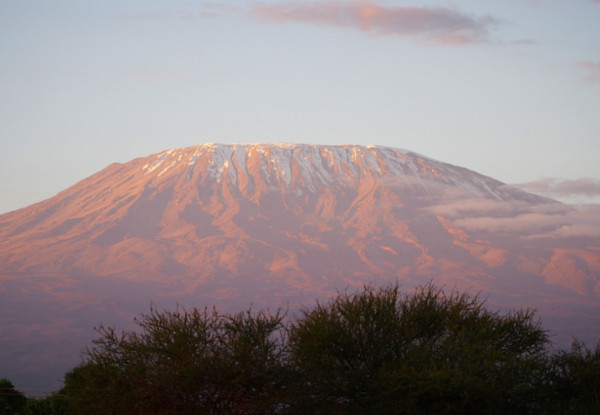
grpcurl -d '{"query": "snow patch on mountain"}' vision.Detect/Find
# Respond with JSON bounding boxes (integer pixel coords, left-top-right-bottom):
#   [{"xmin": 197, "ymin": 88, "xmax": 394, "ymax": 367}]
[{"xmin": 139, "ymin": 143, "xmax": 548, "ymax": 203}]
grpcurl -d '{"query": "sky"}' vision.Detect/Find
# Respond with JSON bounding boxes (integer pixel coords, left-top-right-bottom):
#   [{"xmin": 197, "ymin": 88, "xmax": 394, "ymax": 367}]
[{"xmin": 1, "ymin": 0, "xmax": 599, "ymax": 214}]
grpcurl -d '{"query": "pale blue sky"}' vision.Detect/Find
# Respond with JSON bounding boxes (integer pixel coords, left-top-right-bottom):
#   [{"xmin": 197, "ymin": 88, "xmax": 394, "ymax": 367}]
[{"xmin": 1, "ymin": 0, "xmax": 599, "ymax": 213}]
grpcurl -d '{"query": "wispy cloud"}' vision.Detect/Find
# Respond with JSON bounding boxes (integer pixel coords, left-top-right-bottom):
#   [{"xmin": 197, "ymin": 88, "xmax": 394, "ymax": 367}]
[
  {"xmin": 251, "ymin": 1, "xmax": 499, "ymax": 44},
  {"xmin": 515, "ymin": 177, "xmax": 600, "ymax": 199},
  {"xmin": 423, "ymin": 178, "xmax": 600, "ymax": 239},
  {"xmin": 428, "ymin": 197, "xmax": 569, "ymax": 218},
  {"xmin": 577, "ymin": 61, "xmax": 600, "ymax": 82},
  {"xmin": 453, "ymin": 211, "xmax": 569, "ymax": 235},
  {"xmin": 430, "ymin": 196, "xmax": 600, "ymax": 239},
  {"xmin": 529, "ymin": 205, "xmax": 600, "ymax": 239}
]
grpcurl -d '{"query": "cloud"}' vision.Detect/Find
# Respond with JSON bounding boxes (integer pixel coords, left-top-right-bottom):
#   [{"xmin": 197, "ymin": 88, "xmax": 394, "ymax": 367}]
[
  {"xmin": 577, "ymin": 61, "xmax": 600, "ymax": 82},
  {"xmin": 453, "ymin": 212, "xmax": 571, "ymax": 235},
  {"xmin": 427, "ymin": 193, "xmax": 570, "ymax": 218},
  {"xmin": 436, "ymin": 200, "xmax": 600, "ymax": 238},
  {"xmin": 456, "ymin": 211, "xmax": 600, "ymax": 239},
  {"xmin": 532, "ymin": 205, "xmax": 600, "ymax": 238},
  {"xmin": 428, "ymin": 191, "xmax": 600, "ymax": 239},
  {"xmin": 424, "ymin": 182, "xmax": 600, "ymax": 239},
  {"xmin": 428, "ymin": 197, "xmax": 521, "ymax": 218},
  {"xmin": 251, "ymin": 1, "xmax": 499, "ymax": 44},
  {"xmin": 515, "ymin": 177, "xmax": 600, "ymax": 199}
]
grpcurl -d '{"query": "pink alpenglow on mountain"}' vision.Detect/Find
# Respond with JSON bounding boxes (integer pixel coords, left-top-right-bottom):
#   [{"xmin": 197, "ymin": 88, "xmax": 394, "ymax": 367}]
[{"xmin": 1, "ymin": 143, "xmax": 599, "ymax": 392}]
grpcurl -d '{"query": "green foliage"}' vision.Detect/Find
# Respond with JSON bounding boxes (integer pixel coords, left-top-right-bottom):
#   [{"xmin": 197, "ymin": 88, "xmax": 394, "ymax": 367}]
[
  {"xmin": 288, "ymin": 284, "xmax": 549, "ymax": 414},
  {"xmin": 64, "ymin": 306, "xmax": 288, "ymax": 415},
  {"xmin": 21, "ymin": 392, "xmax": 70, "ymax": 415},
  {"xmin": 288, "ymin": 285, "xmax": 403, "ymax": 413},
  {"xmin": 543, "ymin": 340, "xmax": 600, "ymax": 414},
  {"xmin": 0, "ymin": 379, "xmax": 27, "ymax": 415},
  {"xmin": 59, "ymin": 283, "xmax": 600, "ymax": 414}
]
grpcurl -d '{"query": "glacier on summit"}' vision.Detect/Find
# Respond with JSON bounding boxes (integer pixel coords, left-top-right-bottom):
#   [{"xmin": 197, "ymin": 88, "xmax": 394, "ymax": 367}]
[{"xmin": 141, "ymin": 143, "xmax": 547, "ymax": 203}]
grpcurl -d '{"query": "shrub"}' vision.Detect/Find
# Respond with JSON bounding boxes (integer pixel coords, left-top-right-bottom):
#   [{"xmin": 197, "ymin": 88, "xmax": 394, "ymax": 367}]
[
  {"xmin": 64, "ymin": 306, "xmax": 288, "ymax": 415},
  {"xmin": 288, "ymin": 284, "xmax": 549, "ymax": 414}
]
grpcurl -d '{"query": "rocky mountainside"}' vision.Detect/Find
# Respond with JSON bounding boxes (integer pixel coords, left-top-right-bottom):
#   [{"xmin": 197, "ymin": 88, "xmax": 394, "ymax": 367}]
[{"xmin": 1, "ymin": 143, "xmax": 599, "ymax": 392}]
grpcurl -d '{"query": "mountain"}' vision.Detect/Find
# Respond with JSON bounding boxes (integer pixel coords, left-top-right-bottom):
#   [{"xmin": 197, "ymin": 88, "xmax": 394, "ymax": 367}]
[{"xmin": 1, "ymin": 143, "xmax": 599, "ymax": 393}]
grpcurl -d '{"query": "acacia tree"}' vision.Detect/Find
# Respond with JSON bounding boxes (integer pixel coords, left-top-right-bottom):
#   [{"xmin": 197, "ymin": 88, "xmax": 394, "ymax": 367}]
[
  {"xmin": 64, "ymin": 306, "xmax": 289, "ymax": 415},
  {"xmin": 21, "ymin": 392, "xmax": 70, "ymax": 415},
  {"xmin": 0, "ymin": 378, "xmax": 27, "ymax": 415},
  {"xmin": 63, "ymin": 283, "xmax": 600, "ymax": 414},
  {"xmin": 543, "ymin": 340, "xmax": 600, "ymax": 414},
  {"xmin": 288, "ymin": 284, "xmax": 550, "ymax": 415},
  {"xmin": 287, "ymin": 285, "xmax": 403, "ymax": 413}
]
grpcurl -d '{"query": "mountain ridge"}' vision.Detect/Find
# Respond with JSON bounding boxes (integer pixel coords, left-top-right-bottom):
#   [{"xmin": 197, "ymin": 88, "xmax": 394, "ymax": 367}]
[
  {"xmin": 1, "ymin": 143, "xmax": 598, "ymax": 392},
  {"xmin": 0, "ymin": 143, "xmax": 558, "ymax": 286}
]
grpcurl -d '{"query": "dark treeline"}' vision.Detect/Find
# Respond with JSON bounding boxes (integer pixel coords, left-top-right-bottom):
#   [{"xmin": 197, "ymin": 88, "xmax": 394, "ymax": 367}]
[{"xmin": 3, "ymin": 284, "xmax": 600, "ymax": 415}]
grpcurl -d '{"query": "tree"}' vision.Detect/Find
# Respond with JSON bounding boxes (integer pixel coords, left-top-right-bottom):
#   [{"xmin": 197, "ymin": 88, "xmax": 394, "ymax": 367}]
[
  {"xmin": 543, "ymin": 339, "xmax": 600, "ymax": 414},
  {"xmin": 64, "ymin": 306, "xmax": 289, "ymax": 415},
  {"xmin": 21, "ymin": 392, "xmax": 70, "ymax": 415},
  {"xmin": 63, "ymin": 283, "xmax": 597, "ymax": 414},
  {"xmin": 287, "ymin": 285, "xmax": 403, "ymax": 413},
  {"xmin": 288, "ymin": 284, "xmax": 550, "ymax": 414},
  {"xmin": 0, "ymin": 378, "xmax": 27, "ymax": 415}
]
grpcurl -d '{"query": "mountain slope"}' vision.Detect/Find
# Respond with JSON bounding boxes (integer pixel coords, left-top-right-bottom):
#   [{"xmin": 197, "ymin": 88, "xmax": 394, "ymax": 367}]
[{"xmin": 1, "ymin": 143, "xmax": 599, "ymax": 392}]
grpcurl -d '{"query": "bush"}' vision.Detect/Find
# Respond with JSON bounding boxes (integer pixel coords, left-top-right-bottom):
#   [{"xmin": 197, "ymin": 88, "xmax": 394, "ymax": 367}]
[
  {"xmin": 0, "ymin": 378, "xmax": 27, "ymax": 415},
  {"xmin": 21, "ymin": 392, "xmax": 70, "ymax": 415},
  {"xmin": 64, "ymin": 306, "xmax": 288, "ymax": 415},
  {"xmin": 288, "ymin": 284, "xmax": 549, "ymax": 414},
  {"xmin": 544, "ymin": 340, "xmax": 600, "ymax": 414},
  {"xmin": 63, "ymin": 283, "xmax": 600, "ymax": 414}
]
